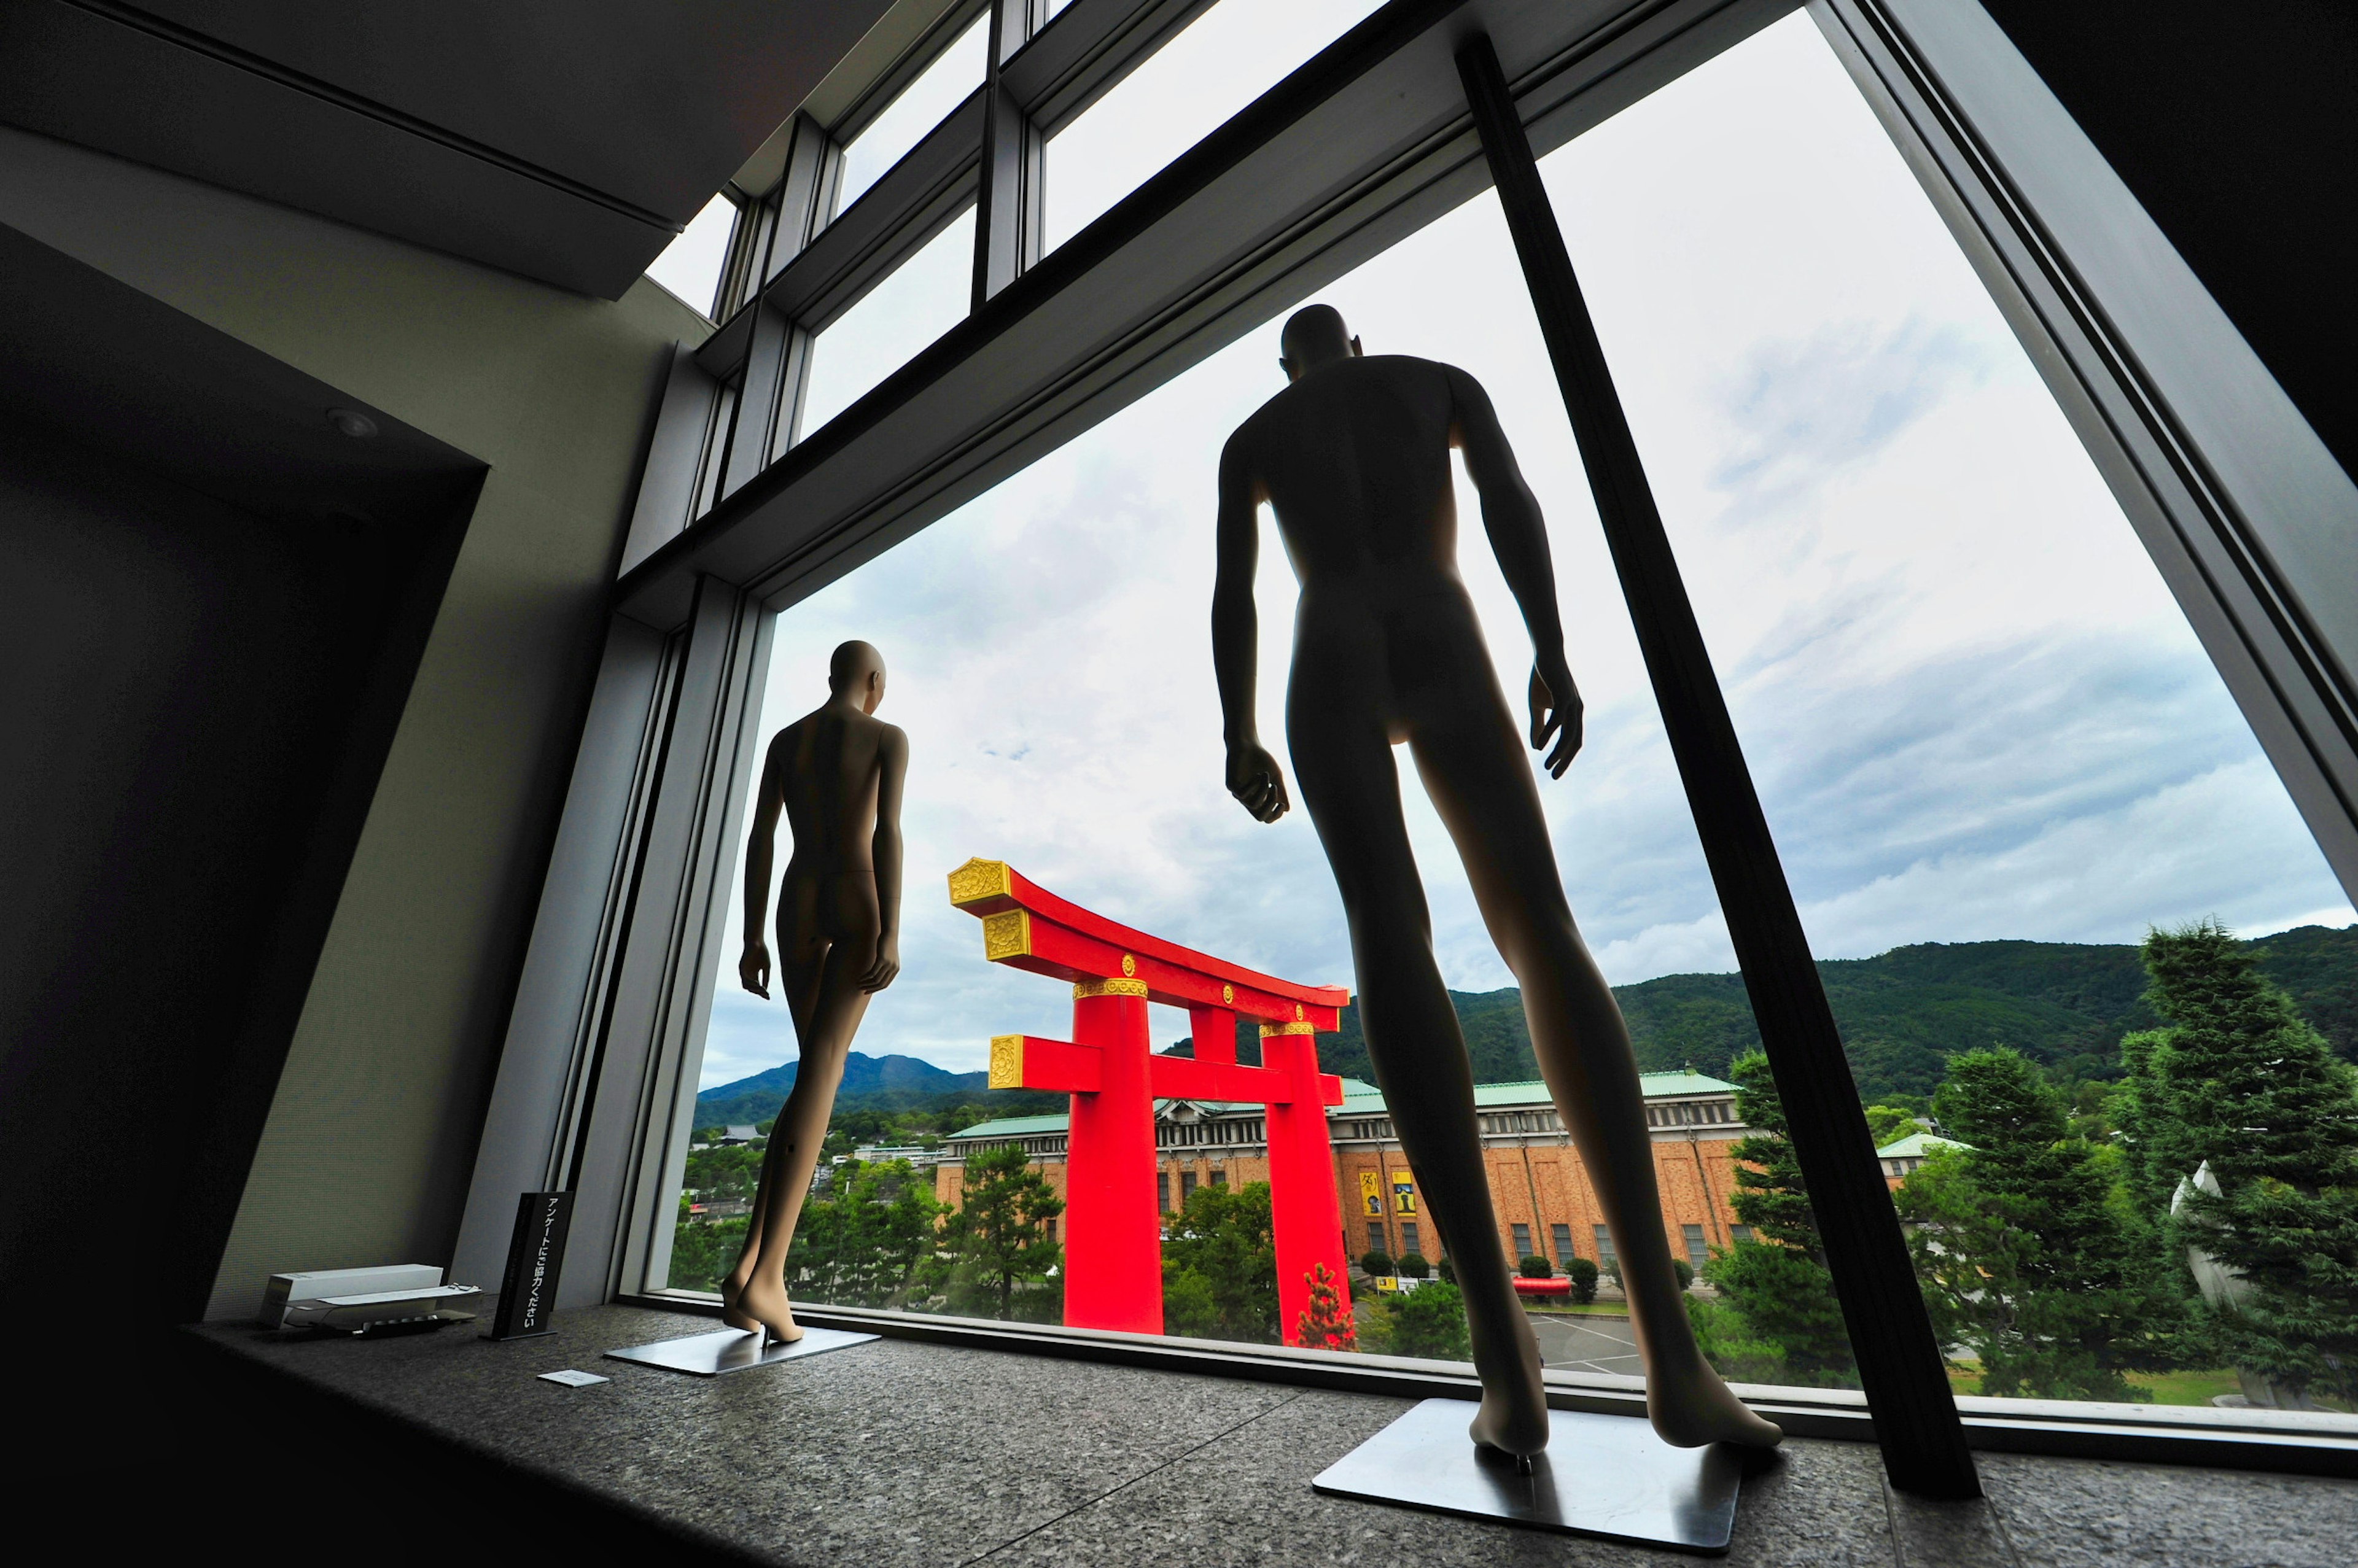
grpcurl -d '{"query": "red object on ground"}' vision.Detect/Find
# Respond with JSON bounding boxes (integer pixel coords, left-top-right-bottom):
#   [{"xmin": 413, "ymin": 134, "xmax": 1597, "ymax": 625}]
[
  {"xmin": 1512, "ymin": 1276, "xmax": 1574, "ymax": 1297},
  {"xmin": 951, "ymin": 858, "xmax": 1352, "ymax": 1342}
]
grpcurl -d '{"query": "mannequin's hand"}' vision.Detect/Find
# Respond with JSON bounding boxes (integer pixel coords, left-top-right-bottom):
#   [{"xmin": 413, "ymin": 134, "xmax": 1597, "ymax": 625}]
[
  {"xmin": 1227, "ymin": 742, "xmax": 1290, "ymax": 823},
  {"xmin": 860, "ymin": 933, "xmax": 901, "ymax": 993},
  {"xmin": 739, "ymin": 941, "xmax": 771, "ymax": 999},
  {"xmin": 1529, "ymin": 654, "xmax": 1583, "ymax": 778}
]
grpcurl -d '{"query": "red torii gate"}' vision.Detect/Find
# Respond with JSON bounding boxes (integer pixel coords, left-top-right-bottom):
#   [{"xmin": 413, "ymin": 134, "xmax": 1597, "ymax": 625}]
[{"xmin": 948, "ymin": 858, "xmax": 1353, "ymax": 1342}]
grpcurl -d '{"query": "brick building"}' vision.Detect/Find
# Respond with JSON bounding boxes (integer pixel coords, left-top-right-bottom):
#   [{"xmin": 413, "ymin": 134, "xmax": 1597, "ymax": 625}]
[{"xmin": 936, "ymin": 1070, "xmax": 1754, "ymax": 1275}]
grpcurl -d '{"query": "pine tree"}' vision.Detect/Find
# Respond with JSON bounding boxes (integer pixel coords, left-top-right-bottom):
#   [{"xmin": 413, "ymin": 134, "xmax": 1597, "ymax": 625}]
[
  {"xmin": 1161, "ymin": 1181, "xmax": 1279, "ymax": 1343},
  {"xmin": 1897, "ymin": 1048, "xmax": 2175, "ymax": 1399},
  {"xmin": 1385, "ymin": 1279, "xmax": 1471, "ymax": 1360},
  {"xmin": 1295, "ymin": 1262, "xmax": 1358, "ymax": 1351},
  {"xmin": 1725, "ymin": 1052, "xmax": 1822, "ymax": 1256},
  {"xmin": 938, "ymin": 1141, "xmax": 1064, "ymax": 1319},
  {"xmin": 1706, "ymin": 1052, "xmax": 1856, "ymax": 1384},
  {"xmin": 2111, "ymin": 1028, "xmax": 2182, "ymax": 1217},
  {"xmin": 2138, "ymin": 922, "xmax": 2358, "ymax": 1405},
  {"xmin": 801, "ymin": 1159, "xmax": 943, "ymax": 1307}
]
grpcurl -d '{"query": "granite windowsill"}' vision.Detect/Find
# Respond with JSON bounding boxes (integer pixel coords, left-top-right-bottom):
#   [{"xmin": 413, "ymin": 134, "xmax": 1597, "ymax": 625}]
[{"xmin": 188, "ymin": 1302, "xmax": 2358, "ymax": 1567}]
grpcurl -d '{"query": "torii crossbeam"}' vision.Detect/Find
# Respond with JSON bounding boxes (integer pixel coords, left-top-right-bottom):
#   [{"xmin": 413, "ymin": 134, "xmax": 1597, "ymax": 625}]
[{"xmin": 949, "ymin": 858, "xmax": 1353, "ymax": 1341}]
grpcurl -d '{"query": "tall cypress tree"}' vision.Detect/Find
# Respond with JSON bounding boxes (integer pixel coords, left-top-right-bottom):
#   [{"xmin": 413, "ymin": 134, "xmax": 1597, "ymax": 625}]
[
  {"xmin": 1897, "ymin": 1049, "xmax": 2174, "ymax": 1399},
  {"xmin": 1705, "ymin": 1052, "xmax": 1856, "ymax": 1384},
  {"xmin": 2138, "ymin": 922, "xmax": 2358, "ymax": 1406}
]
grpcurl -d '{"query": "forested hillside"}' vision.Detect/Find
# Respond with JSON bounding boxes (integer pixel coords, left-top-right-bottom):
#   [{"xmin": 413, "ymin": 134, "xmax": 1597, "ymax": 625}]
[
  {"xmin": 1231, "ymin": 926, "xmax": 2358, "ymax": 1100},
  {"xmin": 704, "ymin": 928, "xmax": 2358, "ymax": 1116},
  {"xmin": 695, "ymin": 1052, "xmax": 1059, "ymax": 1128}
]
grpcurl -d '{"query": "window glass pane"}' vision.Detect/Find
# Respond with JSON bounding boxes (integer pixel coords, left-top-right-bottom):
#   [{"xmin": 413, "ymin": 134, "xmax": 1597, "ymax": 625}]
[
  {"xmin": 665, "ymin": 35, "xmax": 1810, "ymax": 1378},
  {"xmin": 659, "ymin": 12, "xmax": 2353, "ymax": 1429},
  {"xmin": 799, "ymin": 209, "xmax": 978, "ymax": 438},
  {"xmin": 1043, "ymin": 0, "xmax": 1385, "ymax": 252},
  {"xmin": 1533, "ymin": 15, "xmax": 2352, "ymax": 1415},
  {"xmin": 838, "ymin": 13, "xmax": 990, "ymax": 214},
  {"xmin": 644, "ymin": 193, "xmax": 736, "ymax": 318}
]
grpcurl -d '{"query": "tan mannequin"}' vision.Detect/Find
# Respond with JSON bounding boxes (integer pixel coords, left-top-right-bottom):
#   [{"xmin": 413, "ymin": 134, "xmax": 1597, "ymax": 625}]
[
  {"xmin": 1212, "ymin": 305, "xmax": 1780, "ymax": 1456},
  {"xmin": 722, "ymin": 640, "xmax": 908, "ymax": 1343}
]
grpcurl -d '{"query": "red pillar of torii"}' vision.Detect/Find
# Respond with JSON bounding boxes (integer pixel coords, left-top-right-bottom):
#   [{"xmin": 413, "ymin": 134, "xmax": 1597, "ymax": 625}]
[{"xmin": 949, "ymin": 858, "xmax": 1353, "ymax": 1342}]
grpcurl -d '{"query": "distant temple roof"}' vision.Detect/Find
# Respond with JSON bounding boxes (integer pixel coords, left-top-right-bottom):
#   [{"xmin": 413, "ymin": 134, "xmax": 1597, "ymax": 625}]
[{"xmin": 947, "ymin": 1069, "xmax": 1738, "ymax": 1143}]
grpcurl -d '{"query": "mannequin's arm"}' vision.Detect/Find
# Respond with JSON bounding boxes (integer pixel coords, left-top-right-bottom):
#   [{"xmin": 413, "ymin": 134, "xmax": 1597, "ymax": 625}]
[
  {"xmin": 863, "ymin": 728, "xmax": 908, "ymax": 991},
  {"xmin": 1213, "ymin": 432, "xmax": 1288, "ymax": 821},
  {"xmin": 739, "ymin": 735, "xmax": 785, "ymax": 996},
  {"xmin": 1449, "ymin": 364, "xmax": 1581, "ymax": 776}
]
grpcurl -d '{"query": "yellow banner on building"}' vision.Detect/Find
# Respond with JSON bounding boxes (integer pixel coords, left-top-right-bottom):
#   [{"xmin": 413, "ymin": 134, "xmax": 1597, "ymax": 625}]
[
  {"xmin": 1393, "ymin": 1178, "xmax": 1417, "ymax": 1214},
  {"xmin": 1358, "ymin": 1170, "xmax": 1383, "ymax": 1217}
]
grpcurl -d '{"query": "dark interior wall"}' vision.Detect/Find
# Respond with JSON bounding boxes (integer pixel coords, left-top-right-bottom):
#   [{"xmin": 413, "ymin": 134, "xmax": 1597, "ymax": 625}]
[
  {"xmin": 0, "ymin": 417, "xmax": 470, "ymax": 1318},
  {"xmin": 1979, "ymin": 0, "xmax": 2358, "ymax": 483},
  {"xmin": 0, "ymin": 125, "xmax": 705, "ymax": 1322}
]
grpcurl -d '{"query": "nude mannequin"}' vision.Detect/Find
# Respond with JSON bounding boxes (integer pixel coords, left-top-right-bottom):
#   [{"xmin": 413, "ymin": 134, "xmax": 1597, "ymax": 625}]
[
  {"xmin": 721, "ymin": 640, "xmax": 908, "ymax": 1343},
  {"xmin": 1213, "ymin": 305, "xmax": 1780, "ymax": 1456}
]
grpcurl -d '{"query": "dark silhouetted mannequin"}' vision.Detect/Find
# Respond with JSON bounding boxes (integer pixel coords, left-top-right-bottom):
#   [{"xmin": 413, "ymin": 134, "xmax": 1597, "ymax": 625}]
[
  {"xmin": 722, "ymin": 640, "xmax": 908, "ymax": 1343},
  {"xmin": 1212, "ymin": 305, "xmax": 1780, "ymax": 1456}
]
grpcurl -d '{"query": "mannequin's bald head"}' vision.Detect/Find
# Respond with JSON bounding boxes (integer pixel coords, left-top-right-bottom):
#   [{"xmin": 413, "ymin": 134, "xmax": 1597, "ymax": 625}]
[
  {"xmin": 1278, "ymin": 304, "xmax": 1361, "ymax": 382},
  {"xmin": 828, "ymin": 639, "xmax": 887, "ymax": 712}
]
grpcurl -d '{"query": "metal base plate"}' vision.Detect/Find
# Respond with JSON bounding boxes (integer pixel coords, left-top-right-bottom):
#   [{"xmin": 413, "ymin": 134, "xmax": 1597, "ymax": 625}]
[
  {"xmin": 602, "ymin": 1324, "xmax": 877, "ymax": 1376},
  {"xmin": 1312, "ymin": 1398, "xmax": 1744, "ymax": 1554}
]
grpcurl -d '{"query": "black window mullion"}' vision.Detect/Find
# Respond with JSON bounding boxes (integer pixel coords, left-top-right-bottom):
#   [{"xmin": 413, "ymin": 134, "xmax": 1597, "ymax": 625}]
[{"xmin": 1458, "ymin": 31, "xmax": 1980, "ymax": 1502}]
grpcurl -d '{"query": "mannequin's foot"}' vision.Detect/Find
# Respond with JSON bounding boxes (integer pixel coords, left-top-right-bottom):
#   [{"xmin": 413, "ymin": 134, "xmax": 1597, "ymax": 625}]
[
  {"xmin": 1468, "ymin": 1379, "xmax": 1552, "ymax": 1459},
  {"xmin": 1466, "ymin": 1308, "xmax": 1551, "ymax": 1458},
  {"xmin": 728, "ymin": 1275, "xmax": 804, "ymax": 1345},
  {"xmin": 1646, "ymin": 1356, "xmax": 1782, "ymax": 1448}
]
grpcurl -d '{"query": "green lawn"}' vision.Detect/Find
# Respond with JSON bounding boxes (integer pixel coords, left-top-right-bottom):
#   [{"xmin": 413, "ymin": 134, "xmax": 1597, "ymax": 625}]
[
  {"xmin": 1945, "ymin": 1365, "xmax": 2242, "ymax": 1407},
  {"xmin": 1524, "ymin": 1302, "xmax": 1632, "ymax": 1319}
]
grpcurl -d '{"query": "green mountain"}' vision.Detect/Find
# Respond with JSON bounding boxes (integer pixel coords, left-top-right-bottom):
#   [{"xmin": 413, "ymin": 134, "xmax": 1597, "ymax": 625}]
[
  {"xmin": 710, "ymin": 928, "xmax": 2358, "ymax": 1119},
  {"xmin": 695, "ymin": 1051, "xmax": 1058, "ymax": 1128},
  {"xmin": 1237, "ymin": 926, "xmax": 2358, "ymax": 1101}
]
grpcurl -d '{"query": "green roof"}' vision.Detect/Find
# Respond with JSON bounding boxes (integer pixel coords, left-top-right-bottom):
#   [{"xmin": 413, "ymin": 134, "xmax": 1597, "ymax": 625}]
[
  {"xmin": 944, "ymin": 1113, "xmax": 1072, "ymax": 1140},
  {"xmin": 1876, "ymin": 1130, "xmax": 1969, "ymax": 1159},
  {"xmin": 946, "ymin": 1071, "xmax": 1734, "ymax": 1141},
  {"xmin": 1336, "ymin": 1071, "xmax": 1737, "ymax": 1109}
]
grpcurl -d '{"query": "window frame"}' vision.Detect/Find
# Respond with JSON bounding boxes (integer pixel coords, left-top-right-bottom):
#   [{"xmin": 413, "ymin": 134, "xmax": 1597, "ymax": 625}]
[{"xmin": 461, "ymin": 0, "xmax": 2358, "ymax": 1483}]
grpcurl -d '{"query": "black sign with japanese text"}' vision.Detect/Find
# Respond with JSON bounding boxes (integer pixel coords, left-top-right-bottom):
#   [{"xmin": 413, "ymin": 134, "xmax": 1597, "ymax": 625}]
[{"xmin": 486, "ymin": 1190, "xmax": 572, "ymax": 1340}]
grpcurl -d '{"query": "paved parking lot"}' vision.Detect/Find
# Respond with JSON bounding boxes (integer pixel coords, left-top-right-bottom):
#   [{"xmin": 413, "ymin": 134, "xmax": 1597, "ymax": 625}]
[{"xmin": 1526, "ymin": 1308, "xmax": 1641, "ymax": 1376}]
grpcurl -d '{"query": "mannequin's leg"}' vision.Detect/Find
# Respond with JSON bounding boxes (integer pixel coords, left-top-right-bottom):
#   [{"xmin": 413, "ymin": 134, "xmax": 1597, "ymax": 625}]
[
  {"xmin": 1409, "ymin": 701, "xmax": 1780, "ymax": 1448},
  {"xmin": 734, "ymin": 885, "xmax": 878, "ymax": 1339},
  {"xmin": 722, "ymin": 891, "xmax": 831, "ymax": 1305},
  {"xmin": 1290, "ymin": 707, "xmax": 1550, "ymax": 1456}
]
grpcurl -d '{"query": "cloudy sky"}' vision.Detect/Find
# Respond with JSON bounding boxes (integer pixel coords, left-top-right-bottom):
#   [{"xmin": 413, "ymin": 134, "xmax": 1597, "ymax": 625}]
[{"xmin": 677, "ymin": 9, "xmax": 2351, "ymax": 1093}]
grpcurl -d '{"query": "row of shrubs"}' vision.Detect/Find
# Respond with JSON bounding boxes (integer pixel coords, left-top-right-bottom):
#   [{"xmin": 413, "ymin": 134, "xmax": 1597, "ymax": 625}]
[{"xmin": 1353, "ymin": 1249, "xmax": 1692, "ymax": 1306}]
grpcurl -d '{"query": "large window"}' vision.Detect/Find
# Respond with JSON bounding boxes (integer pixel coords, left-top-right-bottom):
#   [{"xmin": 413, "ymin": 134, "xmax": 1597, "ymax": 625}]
[
  {"xmin": 837, "ymin": 11, "xmax": 990, "ymax": 213},
  {"xmin": 1043, "ymin": 0, "xmax": 1386, "ymax": 251},
  {"xmin": 644, "ymin": 193, "xmax": 737, "ymax": 318},
  {"xmin": 801, "ymin": 209, "xmax": 979, "ymax": 435},
  {"xmin": 607, "ymin": 0, "xmax": 2358, "ymax": 1457}
]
